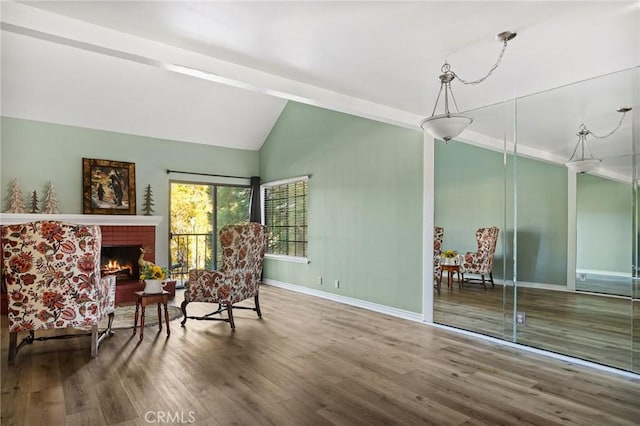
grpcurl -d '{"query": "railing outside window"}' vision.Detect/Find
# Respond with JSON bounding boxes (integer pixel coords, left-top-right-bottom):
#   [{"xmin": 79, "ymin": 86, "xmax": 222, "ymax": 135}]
[{"xmin": 169, "ymin": 232, "xmax": 214, "ymax": 282}]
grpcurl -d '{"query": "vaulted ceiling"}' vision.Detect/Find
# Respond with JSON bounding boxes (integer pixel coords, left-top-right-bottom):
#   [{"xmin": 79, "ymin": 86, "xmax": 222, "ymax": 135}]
[{"xmin": 2, "ymin": 1, "xmax": 638, "ymax": 175}]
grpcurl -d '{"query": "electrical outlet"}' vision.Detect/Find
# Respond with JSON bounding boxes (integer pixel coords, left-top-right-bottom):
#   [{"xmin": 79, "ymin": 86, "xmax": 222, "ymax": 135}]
[
  {"xmin": 318, "ymin": 276, "xmax": 323, "ymax": 285},
  {"xmin": 334, "ymin": 279, "xmax": 340, "ymax": 289},
  {"xmin": 516, "ymin": 311, "xmax": 526, "ymax": 326},
  {"xmin": 579, "ymin": 273, "xmax": 587, "ymax": 282}
]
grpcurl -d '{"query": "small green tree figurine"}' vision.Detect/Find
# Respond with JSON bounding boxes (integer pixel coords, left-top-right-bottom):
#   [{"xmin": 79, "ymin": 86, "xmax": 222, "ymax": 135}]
[
  {"xmin": 142, "ymin": 184, "xmax": 154, "ymax": 216},
  {"xmin": 30, "ymin": 190, "xmax": 40, "ymax": 213}
]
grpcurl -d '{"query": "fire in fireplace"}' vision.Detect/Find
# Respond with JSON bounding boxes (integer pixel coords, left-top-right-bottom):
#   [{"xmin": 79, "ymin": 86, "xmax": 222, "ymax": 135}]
[{"xmin": 100, "ymin": 245, "xmax": 142, "ymax": 281}]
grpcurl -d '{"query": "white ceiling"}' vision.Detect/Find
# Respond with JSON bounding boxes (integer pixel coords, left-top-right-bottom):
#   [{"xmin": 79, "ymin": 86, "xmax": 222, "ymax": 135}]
[{"xmin": 1, "ymin": 1, "xmax": 639, "ymax": 165}]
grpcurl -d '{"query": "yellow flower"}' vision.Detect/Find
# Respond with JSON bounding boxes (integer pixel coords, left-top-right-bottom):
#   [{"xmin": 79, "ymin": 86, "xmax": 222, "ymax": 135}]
[
  {"xmin": 152, "ymin": 265, "xmax": 165, "ymax": 280},
  {"xmin": 442, "ymin": 249, "xmax": 458, "ymax": 258},
  {"xmin": 140, "ymin": 263, "xmax": 168, "ymax": 281}
]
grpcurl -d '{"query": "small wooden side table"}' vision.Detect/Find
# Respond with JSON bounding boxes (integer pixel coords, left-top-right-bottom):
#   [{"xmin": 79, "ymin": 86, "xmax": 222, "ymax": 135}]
[
  {"xmin": 133, "ymin": 290, "xmax": 171, "ymax": 341},
  {"xmin": 440, "ymin": 264, "xmax": 462, "ymax": 291}
]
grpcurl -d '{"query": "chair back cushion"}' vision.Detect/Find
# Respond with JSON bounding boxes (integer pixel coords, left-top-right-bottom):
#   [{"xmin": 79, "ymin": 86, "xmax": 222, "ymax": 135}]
[
  {"xmin": 433, "ymin": 226, "xmax": 444, "ymax": 276},
  {"xmin": 476, "ymin": 226, "xmax": 499, "ymax": 256},
  {"xmin": 219, "ymin": 222, "xmax": 268, "ymax": 295},
  {"xmin": 474, "ymin": 226, "xmax": 500, "ymax": 273},
  {"xmin": 1, "ymin": 221, "xmax": 108, "ymax": 332}
]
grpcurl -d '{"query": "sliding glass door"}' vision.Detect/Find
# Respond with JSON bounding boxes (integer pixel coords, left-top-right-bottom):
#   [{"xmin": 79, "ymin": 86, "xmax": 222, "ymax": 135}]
[{"xmin": 169, "ymin": 181, "xmax": 250, "ymax": 284}]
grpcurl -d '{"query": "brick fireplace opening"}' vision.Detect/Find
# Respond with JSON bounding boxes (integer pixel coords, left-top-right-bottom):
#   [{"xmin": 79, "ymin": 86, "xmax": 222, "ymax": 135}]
[
  {"xmin": 100, "ymin": 225, "xmax": 175, "ymax": 305},
  {"xmin": 101, "ymin": 245, "xmax": 142, "ymax": 282}
]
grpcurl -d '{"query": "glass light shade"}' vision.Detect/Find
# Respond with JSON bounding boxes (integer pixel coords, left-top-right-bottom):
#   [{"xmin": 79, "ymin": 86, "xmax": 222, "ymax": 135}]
[
  {"xmin": 420, "ymin": 114, "xmax": 473, "ymax": 142},
  {"xmin": 565, "ymin": 158, "xmax": 601, "ymax": 174}
]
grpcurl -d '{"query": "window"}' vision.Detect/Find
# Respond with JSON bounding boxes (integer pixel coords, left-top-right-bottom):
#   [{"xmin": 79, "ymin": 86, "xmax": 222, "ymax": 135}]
[{"xmin": 262, "ymin": 176, "xmax": 308, "ymax": 260}]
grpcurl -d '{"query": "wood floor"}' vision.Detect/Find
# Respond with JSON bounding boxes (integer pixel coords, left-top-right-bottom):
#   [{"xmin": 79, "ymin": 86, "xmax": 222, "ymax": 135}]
[
  {"xmin": 2, "ymin": 285, "xmax": 640, "ymax": 425},
  {"xmin": 434, "ymin": 281, "xmax": 640, "ymax": 372}
]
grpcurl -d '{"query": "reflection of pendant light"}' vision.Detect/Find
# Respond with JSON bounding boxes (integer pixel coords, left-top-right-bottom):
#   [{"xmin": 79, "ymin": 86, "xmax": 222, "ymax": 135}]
[
  {"xmin": 421, "ymin": 31, "xmax": 517, "ymax": 143},
  {"xmin": 565, "ymin": 107, "xmax": 632, "ymax": 174}
]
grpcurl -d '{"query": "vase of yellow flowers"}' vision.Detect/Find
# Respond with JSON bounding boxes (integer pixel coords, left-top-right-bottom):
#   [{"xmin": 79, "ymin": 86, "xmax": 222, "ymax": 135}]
[
  {"xmin": 139, "ymin": 263, "xmax": 169, "ymax": 294},
  {"xmin": 441, "ymin": 249, "xmax": 459, "ymax": 265}
]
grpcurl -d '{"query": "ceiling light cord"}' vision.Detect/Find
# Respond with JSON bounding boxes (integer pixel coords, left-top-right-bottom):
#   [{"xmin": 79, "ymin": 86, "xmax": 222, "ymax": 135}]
[
  {"xmin": 582, "ymin": 111, "xmax": 628, "ymax": 140},
  {"xmin": 451, "ymin": 40, "xmax": 509, "ymax": 85}
]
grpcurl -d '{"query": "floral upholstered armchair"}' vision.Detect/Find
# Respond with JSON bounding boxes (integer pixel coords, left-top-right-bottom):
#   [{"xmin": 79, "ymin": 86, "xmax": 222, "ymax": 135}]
[
  {"xmin": 1, "ymin": 221, "xmax": 115, "ymax": 363},
  {"xmin": 460, "ymin": 226, "xmax": 499, "ymax": 289},
  {"xmin": 433, "ymin": 226, "xmax": 444, "ymax": 295},
  {"xmin": 181, "ymin": 222, "xmax": 268, "ymax": 330}
]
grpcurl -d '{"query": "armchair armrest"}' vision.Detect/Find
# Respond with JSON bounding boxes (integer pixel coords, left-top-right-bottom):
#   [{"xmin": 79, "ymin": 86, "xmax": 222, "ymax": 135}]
[{"xmin": 98, "ymin": 275, "xmax": 116, "ymax": 316}]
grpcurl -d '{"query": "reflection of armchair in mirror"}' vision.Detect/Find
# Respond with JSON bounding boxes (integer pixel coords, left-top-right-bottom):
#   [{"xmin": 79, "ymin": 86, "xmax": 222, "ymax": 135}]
[
  {"xmin": 433, "ymin": 226, "xmax": 444, "ymax": 295},
  {"xmin": 461, "ymin": 226, "xmax": 499, "ymax": 289}
]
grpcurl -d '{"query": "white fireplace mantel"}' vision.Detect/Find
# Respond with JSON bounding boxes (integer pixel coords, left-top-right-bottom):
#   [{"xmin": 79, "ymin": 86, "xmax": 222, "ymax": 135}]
[{"xmin": 0, "ymin": 213, "xmax": 163, "ymax": 226}]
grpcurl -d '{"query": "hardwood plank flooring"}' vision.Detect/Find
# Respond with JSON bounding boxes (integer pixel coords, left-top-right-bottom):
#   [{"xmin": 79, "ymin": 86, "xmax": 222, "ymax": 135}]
[
  {"xmin": 2, "ymin": 285, "xmax": 639, "ymax": 425},
  {"xmin": 435, "ymin": 282, "xmax": 639, "ymax": 372}
]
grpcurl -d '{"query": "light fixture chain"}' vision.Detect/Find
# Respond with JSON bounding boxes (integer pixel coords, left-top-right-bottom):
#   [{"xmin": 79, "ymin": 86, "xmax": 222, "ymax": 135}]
[
  {"xmin": 431, "ymin": 83, "xmax": 445, "ymax": 117},
  {"xmin": 449, "ymin": 83, "xmax": 461, "ymax": 114},
  {"xmin": 452, "ymin": 41, "xmax": 509, "ymax": 85},
  {"xmin": 585, "ymin": 112, "xmax": 627, "ymax": 139}
]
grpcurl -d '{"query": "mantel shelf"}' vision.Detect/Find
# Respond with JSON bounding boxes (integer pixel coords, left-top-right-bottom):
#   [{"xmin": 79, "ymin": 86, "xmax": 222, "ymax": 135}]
[{"xmin": 0, "ymin": 213, "xmax": 163, "ymax": 226}]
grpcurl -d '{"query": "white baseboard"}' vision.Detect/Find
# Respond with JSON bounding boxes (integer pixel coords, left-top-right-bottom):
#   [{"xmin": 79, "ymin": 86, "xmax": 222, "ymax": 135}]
[
  {"xmin": 262, "ymin": 279, "xmax": 424, "ymax": 323},
  {"xmin": 446, "ymin": 274, "xmax": 570, "ymax": 291},
  {"xmin": 501, "ymin": 280, "xmax": 571, "ymax": 291},
  {"xmin": 576, "ymin": 268, "xmax": 632, "ymax": 278}
]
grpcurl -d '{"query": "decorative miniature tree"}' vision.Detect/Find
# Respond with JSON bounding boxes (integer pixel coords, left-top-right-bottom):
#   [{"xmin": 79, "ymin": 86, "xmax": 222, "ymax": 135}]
[
  {"xmin": 30, "ymin": 190, "xmax": 40, "ymax": 213},
  {"xmin": 4, "ymin": 178, "xmax": 26, "ymax": 213},
  {"xmin": 142, "ymin": 184, "xmax": 155, "ymax": 216},
  {"xmin": 42, "ymin": 181, "xmax": 60, "ymax": 214}
]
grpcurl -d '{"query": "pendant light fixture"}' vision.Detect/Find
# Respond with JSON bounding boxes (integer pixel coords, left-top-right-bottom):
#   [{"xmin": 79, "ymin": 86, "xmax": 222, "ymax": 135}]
[
  {"xmin": 565, "ymin": 107, "xmax": 632, "ymax": 174},
  {"xmin": 421, "ymin": 31, "xmax": 517, "ymax": 143}
]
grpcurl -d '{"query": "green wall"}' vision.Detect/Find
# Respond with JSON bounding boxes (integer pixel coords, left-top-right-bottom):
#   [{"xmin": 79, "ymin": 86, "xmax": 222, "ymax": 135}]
[
  {"xmin": 259, "ymin": 102, "xmax": 424, "ymax": 313},
  {"xmin": 515, "ymin": 155, "xmax": 568, "ymax": 285},
  {"xmin": 434, "ymin": 142, "xmax": 568, "ymax": 286},
  {"xmin": 577, "ymin": 173, "xmax": 632, "ymax": 273},
  {"xmin": 434, "ymin": 141, "xmax": 506, "ymax": 272},
  {"xmin": 0, "ymin": 117, "xmax": 259, "ymax": 265}
]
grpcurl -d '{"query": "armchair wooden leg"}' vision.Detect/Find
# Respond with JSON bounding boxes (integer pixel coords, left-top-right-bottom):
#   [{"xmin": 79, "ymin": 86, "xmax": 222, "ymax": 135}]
[
  {"xmin": 490, "ymin": 272, "xmax": 495, "ymax": 288},
  {"xmin": 8, "ymin": 332, "xmax": 17, "ymax": 364},
  {"xmin": 254, "ymin": 294, "xmax": 262, "ymax": 318},
  {"xmin": 481, "ymin": 275, "xmax": 487, "ymax": 290},
  {"xmin": 226, "ymin": 304, "xmax": 235, "ymax": 330},
  {"xmin": 106, "ymin": 312, "xmax": 115, "ymax": 336},
  {"xmin": 180, "ymin": 300, "xmax": 189, "ymax": 326},
  {"xmin": 90, "ymin": 324, "xmax": 98, "ymax": 357}
]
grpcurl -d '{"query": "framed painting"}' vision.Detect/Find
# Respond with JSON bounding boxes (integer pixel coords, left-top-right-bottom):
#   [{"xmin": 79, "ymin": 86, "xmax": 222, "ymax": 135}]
[{"xmin": 83, "ymin": 158, "xmax": 136, "ymax": 215}]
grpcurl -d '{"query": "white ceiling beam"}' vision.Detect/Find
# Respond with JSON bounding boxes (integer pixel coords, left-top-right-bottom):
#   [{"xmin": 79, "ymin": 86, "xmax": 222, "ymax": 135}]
[{"xmin": 1, "ymin": 1, "xmax": 423, "ymax": 130}]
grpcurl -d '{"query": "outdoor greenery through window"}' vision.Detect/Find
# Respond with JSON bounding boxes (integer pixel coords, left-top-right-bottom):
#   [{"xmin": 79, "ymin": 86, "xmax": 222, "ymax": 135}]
[
  {"xmin": 262, "ymin": 177, "xmax": 308, "ymax": 258},
  {"xmin": 169, "ymin": 182, "xmax": 250, "ymax": 281}
]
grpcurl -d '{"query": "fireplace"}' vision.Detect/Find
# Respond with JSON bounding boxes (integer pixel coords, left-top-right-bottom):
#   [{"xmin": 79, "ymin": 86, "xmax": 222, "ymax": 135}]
[
  {"xmin": 1, "ymin": 215, "xmax": 174, "ymax": 310},
  {"xmin": 101, "ymin": 245, "xmax": 141, "ymax": 282}
]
